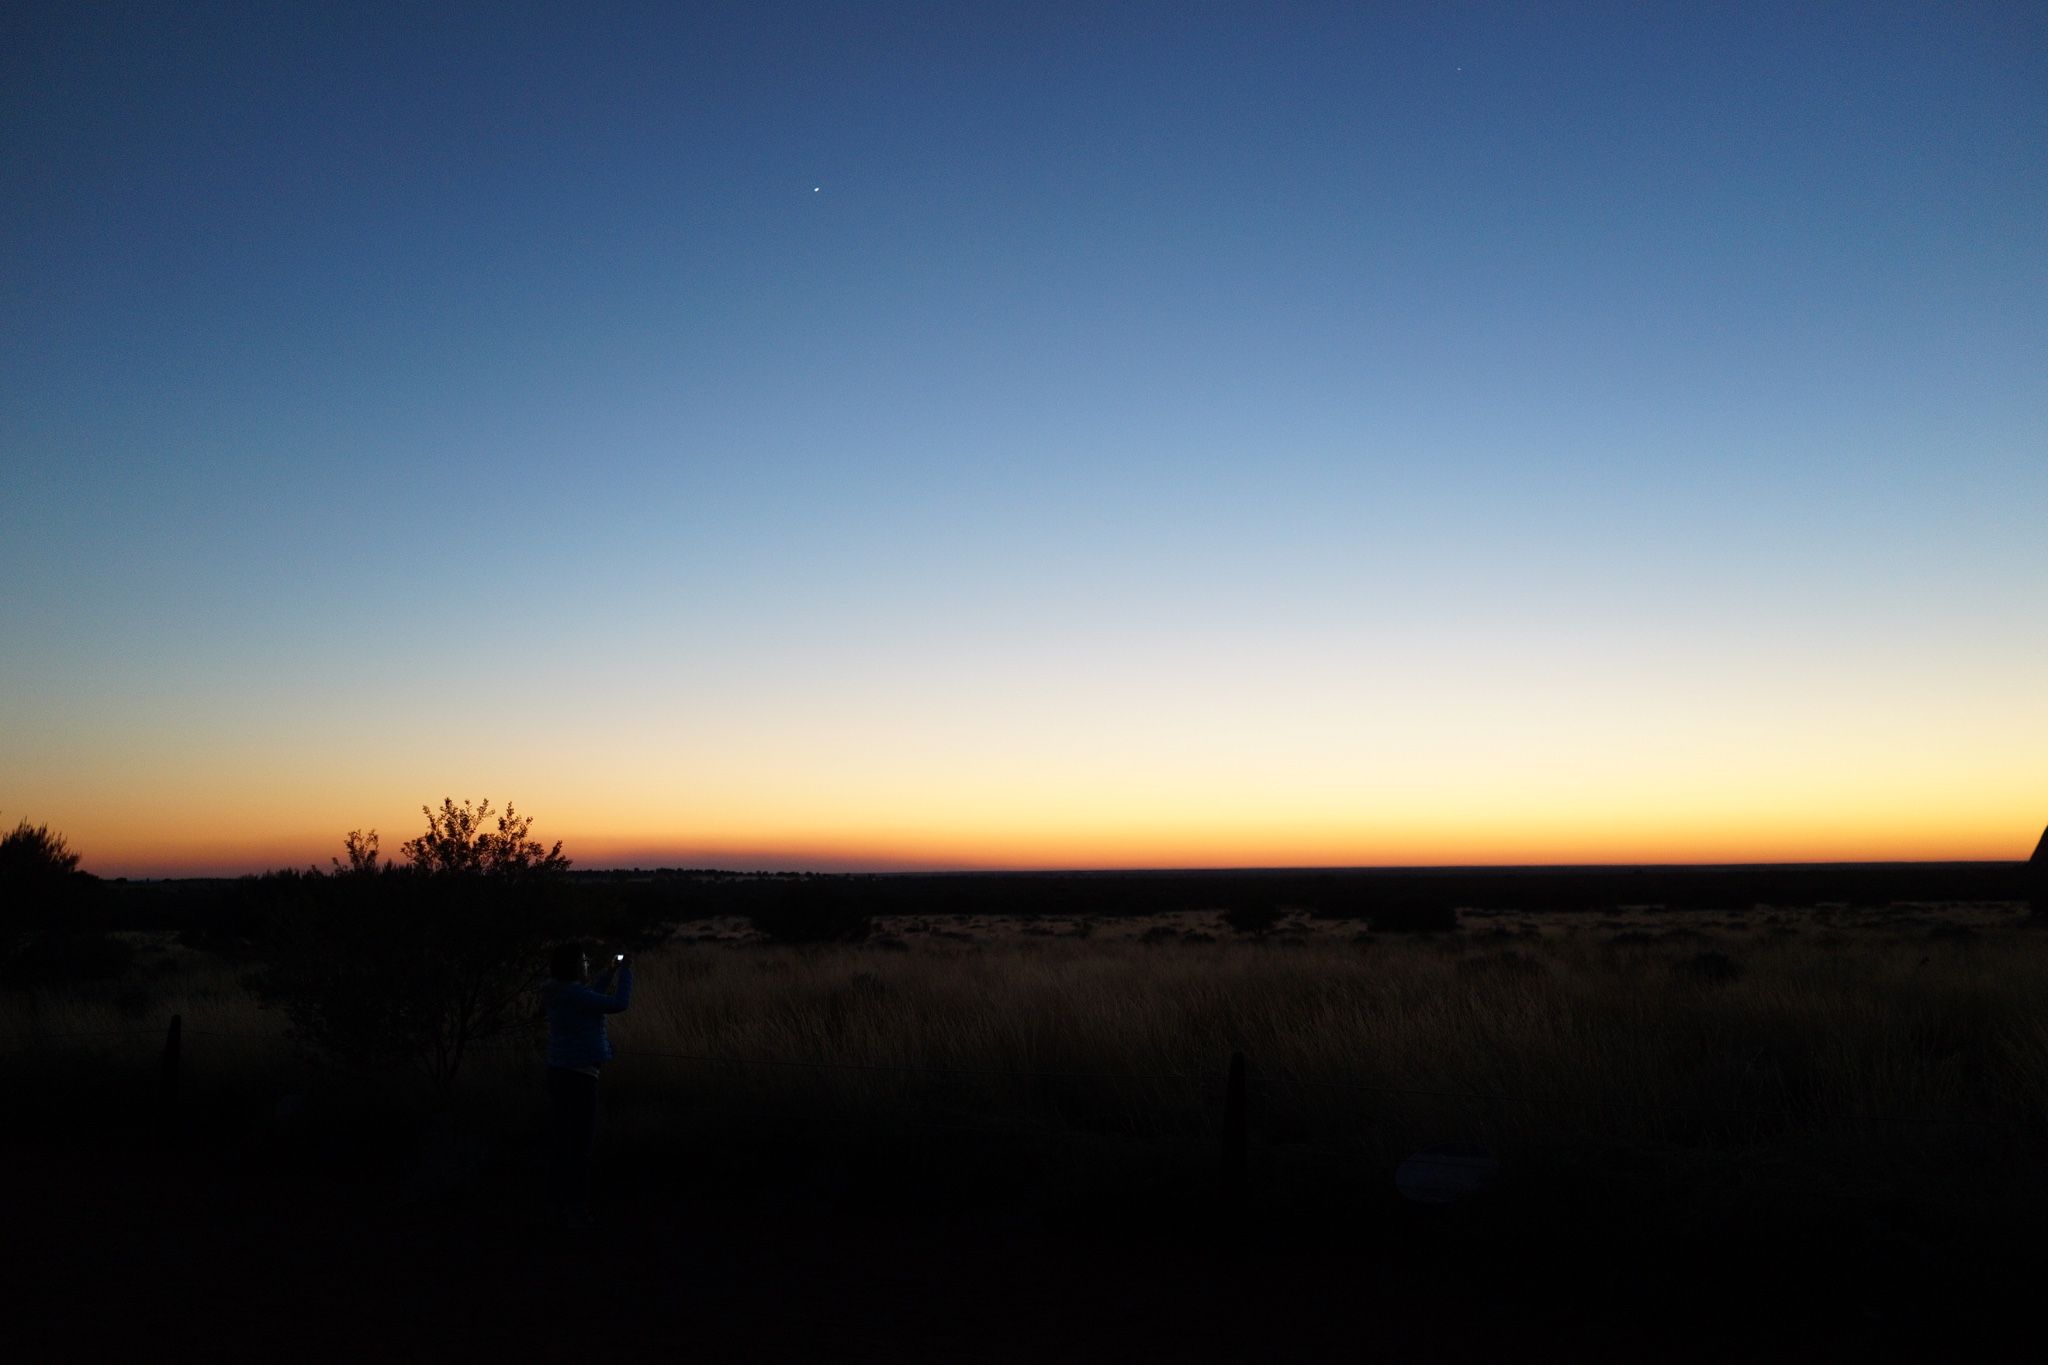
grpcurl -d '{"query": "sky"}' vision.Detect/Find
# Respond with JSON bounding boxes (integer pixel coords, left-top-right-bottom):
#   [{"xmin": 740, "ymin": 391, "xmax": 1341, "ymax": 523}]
[{"xmin": 2, "ymin": 2, "xmax": 2043, "ymax": 876}]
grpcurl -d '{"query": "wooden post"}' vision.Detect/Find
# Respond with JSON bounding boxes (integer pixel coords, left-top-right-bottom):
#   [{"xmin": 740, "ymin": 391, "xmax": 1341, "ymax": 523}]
[
  {"xmin": 158, "ymin": 1014, "xmax": 181, "ymax": 1150},
  {"xmin": 1221, "ymin": 1050, "xmax": 1247, "ymax": 1231}
]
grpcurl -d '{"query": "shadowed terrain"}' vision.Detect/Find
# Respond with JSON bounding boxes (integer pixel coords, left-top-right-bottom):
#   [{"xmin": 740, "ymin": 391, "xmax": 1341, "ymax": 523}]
[{"xmin": 8, "ymin": 887, "xmax": 2047, "ymax": 1360}]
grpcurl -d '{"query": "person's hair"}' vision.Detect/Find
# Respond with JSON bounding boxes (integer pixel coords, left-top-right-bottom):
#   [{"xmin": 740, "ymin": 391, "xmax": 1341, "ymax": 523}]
[{"xmin": 547, "ymin": 942, "xmax": 588, "ymax": 982}]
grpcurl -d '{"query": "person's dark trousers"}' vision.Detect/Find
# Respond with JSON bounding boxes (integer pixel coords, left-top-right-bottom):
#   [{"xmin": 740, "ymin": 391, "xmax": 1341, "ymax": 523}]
[{"xmin": 546, "ymin": 1066, "xmax": 600, "ymax": 1206}]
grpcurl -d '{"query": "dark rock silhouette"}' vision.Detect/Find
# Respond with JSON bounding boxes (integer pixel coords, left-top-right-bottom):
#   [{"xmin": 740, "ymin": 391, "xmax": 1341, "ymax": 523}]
[{"xmin": 2032, "ymin": 825, "xmax": 2048, "ymax": 916}]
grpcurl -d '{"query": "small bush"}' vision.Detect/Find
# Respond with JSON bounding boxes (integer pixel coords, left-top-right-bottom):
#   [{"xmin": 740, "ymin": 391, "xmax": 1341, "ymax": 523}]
[
  {"xmin": 1, "ymin": 817, "xmax": 111, "ymax": 946},
  {"xmin": 1140, "ymin": 926, "xmax": 1181, "ymax": 944},
  {"xmin": 0, "ymin": 817, "xmax": 130, "ymax": 986},
  {"xmin": 749, "ymin": 879, "xmax": 873, "ymax": 944},
  {"xmin": 1369, "ymin": 899, "xmax": 1457, "ymax": 933},
  {"xmin": 255, "ymin": 801, "xmax": 577, "ymax": 1095},
  {"xmin": 1673, "ymin": 950, "xmax": 1743, "ymax": 984},
  {"xmin": 1222, "ymin": 903, "xmax": 1284, "ymax": 937}
]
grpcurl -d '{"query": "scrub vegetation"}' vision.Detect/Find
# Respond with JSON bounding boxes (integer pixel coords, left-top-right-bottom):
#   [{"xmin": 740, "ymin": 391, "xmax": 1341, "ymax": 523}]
[
  {"xmin": 9, "ymin": 898, "xmax": 2046, "ymax": 1219},
  {"xmin": 9, "ymin": 829, "xmax": 2048, "ymax": 1352},
  {"xmin": 616, "ymin": 906, "xmax": 2048, "ymax": 1167},
  {"xmin": 8, "ymin": 805, "xmax": 2047, "ymax": 1287}
]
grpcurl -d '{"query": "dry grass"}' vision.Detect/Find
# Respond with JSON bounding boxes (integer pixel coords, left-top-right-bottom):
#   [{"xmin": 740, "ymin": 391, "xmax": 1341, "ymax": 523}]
[
  {"xmin": 8, "ymin": 908, "xmax": 2046, "ymax": 1205},
  {"xmin": 0, "ymin": 937, "xmax": 269, "ymax": 1049},
  {"xmin": 623, "ymin": 908, "xmax": 2043, "ymax": 1120}
]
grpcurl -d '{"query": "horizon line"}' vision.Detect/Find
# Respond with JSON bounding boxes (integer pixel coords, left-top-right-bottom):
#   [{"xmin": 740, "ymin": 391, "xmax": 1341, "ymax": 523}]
[{"xmin": 100, "ymin": 856, "xmax": 2035, "ymax": 883}]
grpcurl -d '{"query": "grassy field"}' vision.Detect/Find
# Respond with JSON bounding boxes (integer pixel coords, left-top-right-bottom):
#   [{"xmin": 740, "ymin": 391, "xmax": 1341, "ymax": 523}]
[
  {"xmin": 9, "ymin": 900, "xmax": 2044, "ymax": 1214},
  {"xmin": 9, "ymin": 900, "xmax": 2048, "ymax": 1356}
]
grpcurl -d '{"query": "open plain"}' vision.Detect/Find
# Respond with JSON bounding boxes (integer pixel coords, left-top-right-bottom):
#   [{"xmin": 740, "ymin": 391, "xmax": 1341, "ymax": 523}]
[{"xmin": 8, "ymin": 898, "xmax": 2046, "ymax": 1360}]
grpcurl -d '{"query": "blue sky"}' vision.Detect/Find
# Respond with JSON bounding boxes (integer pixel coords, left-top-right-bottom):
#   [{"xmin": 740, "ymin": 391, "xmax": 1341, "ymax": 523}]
[{"xmin": 2, "ymin": 3, "xmax": 2043, "ymax": 872}]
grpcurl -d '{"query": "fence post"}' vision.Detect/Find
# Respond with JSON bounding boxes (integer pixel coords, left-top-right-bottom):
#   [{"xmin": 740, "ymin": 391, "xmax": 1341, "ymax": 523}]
[
  {"xmin": 1221, "ymin": 1050, "xmax": 1247, "ymax": 1234},
  {"xmin": 158, "ymin": 1014, "xmax": 181, "ymax": 1150}
]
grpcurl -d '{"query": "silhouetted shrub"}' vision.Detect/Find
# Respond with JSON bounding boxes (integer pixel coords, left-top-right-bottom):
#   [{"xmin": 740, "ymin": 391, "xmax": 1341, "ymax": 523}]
[
  {"xmin": 1222, "ymin": 903, "xmax": 1284, "ymax": 937},
  {"xmin": 1140, "ymin": 925, "xmax": 1181, "ymax": 944},
  {"xmin": 0, "ymin": 817, "xmax": 124, "ymax": 984},
  {"xmin": 1369, "ymin": 899, "xmax": 1457, "ymax": 933},
  {"xmin": 1673, "ymin": 951, "xmax": 1743, "ymax": 984},
  {"xmin": 1607, "ymin": 930, "xmax": 1657, "ymax": 946},
  {"xmin": 1927, "ymin": 924, "xmax": 1979, "ymax": 942},
  {"xmin": 255, "ymin": 800, "xmax": 574, "ymax": 1095},
  {"xmin": 749, "ymin": 878, "xmax": 874, "ymax": 944}
]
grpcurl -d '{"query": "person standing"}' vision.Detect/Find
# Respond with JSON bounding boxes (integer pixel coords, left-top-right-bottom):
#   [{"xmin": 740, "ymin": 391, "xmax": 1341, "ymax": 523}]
[{"xmin": 540, "ymin": 942, "xmax": 633, "ymax": 1223}]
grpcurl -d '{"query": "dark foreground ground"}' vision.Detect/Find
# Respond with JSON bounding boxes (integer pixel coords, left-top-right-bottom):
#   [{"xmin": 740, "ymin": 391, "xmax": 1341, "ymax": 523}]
[{"xmin": 10, "ymin": 1130, "xmax": 2044, "ymax": 1365}]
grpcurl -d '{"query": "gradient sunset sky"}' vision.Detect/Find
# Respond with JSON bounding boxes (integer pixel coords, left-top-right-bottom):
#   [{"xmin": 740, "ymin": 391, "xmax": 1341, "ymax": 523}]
[{"xmin": 3, "ymin": 3, "xmax": 2043, "ymax": 875}]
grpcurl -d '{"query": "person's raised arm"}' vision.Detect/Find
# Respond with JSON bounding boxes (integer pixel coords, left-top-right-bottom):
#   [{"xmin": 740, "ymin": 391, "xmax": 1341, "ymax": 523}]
[
  {"xmin": 554, "ymin": 956, "xmax": 631, "ymax": 1013},
  {"xmin": 597, "ymin": 957, "xmax": 633, "ymax": 1013}
]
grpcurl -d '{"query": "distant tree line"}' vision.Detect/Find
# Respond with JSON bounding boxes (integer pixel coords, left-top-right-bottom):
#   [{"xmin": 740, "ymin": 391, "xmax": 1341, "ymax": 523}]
[
  {"xmin": 103, "ymin": 853, "xmax": 2046, "ymax": 952},
  {"xmin": 20, "ymin": 817, "xmax": 2048, "ymax": 980},
  {"xmin": 463, "ymin": 858, "xmax": 2045, "ymax": 927}
]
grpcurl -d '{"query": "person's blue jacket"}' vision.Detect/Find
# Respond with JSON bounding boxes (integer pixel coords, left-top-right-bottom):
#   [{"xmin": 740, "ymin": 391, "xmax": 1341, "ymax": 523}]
[{"xmin": 541, "ymin": 967, "xmax": 633, "ymax": 1069}]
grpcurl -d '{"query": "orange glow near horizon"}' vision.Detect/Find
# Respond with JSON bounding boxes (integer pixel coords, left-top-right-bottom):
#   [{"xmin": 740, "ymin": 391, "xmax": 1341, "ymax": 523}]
[
  {"xmin": 18, "ymin": 745, "xmax": 2048, "ymax": 877},
  {"xmin": 43, "ymin": 796, "xmax": 2047, "ymax": 879},
  {"xmin": 10, "ymin": 620, "xmax": 2043, "ymax": 879},
  {"xmin": 5, "ymin": 6, "xmax": 2045, "ymax": 892}
]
